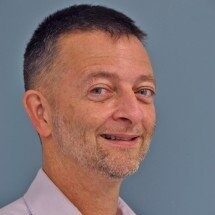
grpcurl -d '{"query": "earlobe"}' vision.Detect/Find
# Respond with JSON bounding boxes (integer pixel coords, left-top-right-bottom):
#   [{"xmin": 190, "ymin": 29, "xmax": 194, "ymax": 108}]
[{"xmin": 23, "ymin": 90, "xmax": 52, "ymax": 137}]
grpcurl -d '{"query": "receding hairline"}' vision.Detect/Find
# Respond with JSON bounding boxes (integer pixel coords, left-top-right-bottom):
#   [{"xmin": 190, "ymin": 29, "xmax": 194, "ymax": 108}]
[
  {"xmin": 33, "ymin": 29, "xmax": 146, "ymax": 88},
  {"xmin": 23, "ymin": 4, "xmax": 147, "ymax": 92}
]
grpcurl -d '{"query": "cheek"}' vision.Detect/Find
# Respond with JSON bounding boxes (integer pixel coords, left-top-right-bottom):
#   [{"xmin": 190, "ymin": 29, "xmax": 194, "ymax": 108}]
[
  {"xmin": 142, "ymin": 104, "xmax": 156, "ymax": 127},
  {"xmin": 71, "ymin": 103, "xmax": 111, "ymax": 130}
]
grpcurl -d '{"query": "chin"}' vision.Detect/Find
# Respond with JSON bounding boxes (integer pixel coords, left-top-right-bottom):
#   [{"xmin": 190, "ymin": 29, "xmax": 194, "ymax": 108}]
[{"xmin": 98, "ymin": 159, "xmax": 142, "ymax": 179}]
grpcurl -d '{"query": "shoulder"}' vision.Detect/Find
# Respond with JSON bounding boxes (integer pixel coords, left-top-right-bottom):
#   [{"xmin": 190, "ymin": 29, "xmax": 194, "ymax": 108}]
[{"xmin": 0, "ymin": 198, "xmax": 30, "ymax": 215}]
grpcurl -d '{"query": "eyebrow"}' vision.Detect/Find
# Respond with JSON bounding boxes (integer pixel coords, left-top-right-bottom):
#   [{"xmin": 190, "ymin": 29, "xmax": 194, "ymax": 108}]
[
  {"xmin": 135, "ymin": 74, "xmax": 156, "ymax": 86},
  {"xmin": 83, "ymin": 71, "xmax": 119, "ymax": 83},
  {"xmin": 83, "ymin": 71, "xmax": 156, "ymax": 86}
]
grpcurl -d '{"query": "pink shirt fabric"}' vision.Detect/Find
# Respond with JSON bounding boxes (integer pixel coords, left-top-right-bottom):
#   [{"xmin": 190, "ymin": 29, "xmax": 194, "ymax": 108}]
[{"xmin": 0, "ymin": 169, "xmax": 136, "ymax": 215}]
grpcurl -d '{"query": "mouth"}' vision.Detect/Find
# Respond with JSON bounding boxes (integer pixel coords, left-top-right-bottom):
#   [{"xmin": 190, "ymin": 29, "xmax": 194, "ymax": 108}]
[{"xmin": 100, "ymin": 133, "xmax": 140, "ymax": 147}]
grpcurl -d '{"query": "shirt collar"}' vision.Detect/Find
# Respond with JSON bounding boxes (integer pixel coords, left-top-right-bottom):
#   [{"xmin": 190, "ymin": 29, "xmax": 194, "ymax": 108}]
[{"xmin": 24, "ymin": 168, "xmax": 136, "ymax": 215}]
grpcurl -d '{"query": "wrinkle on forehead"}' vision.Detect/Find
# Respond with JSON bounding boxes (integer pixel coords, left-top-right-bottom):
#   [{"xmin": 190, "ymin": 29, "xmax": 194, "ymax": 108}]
[
  {"xmin": 55, "ymin": 31, "xmax": 154, "ymax": 89},
  {"xmin": 57, "ymin": 31, "xmax": 151, "ymax": 64}
]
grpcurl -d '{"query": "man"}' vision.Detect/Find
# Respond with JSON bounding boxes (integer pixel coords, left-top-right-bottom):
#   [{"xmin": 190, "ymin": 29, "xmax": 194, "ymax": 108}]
[{"xmin": 0, "ymin": 4, "xmax": 156, "ymax": 215}]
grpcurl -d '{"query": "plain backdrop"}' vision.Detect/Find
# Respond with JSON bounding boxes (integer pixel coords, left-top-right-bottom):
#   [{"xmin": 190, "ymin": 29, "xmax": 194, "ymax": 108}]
[{"xmin": 0, "ymin": 0, "xmax": 215, "ymax": 214}]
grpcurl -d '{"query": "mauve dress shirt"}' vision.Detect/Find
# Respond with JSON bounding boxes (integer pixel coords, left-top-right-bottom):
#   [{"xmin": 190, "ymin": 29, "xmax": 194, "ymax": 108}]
[{"xmin": 0, "ymin": 169, "xmax": 136, "ymax": 215}]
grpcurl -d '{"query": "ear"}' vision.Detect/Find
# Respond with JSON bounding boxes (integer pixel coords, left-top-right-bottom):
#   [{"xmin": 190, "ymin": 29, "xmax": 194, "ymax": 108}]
[{"xmin": 23, "ymin": 90, "xmax": 52, "ymax": 137}]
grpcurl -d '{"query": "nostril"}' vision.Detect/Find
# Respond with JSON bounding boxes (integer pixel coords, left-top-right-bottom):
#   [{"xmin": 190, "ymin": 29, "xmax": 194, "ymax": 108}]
[
  {"xmin": 120, "ymin": 117, "xmax": 131, "ymax": 121},
  {"xmin": 111, "ymin": 93, "xmax": 143, "ymax": 124},
  {"xmin": 112, "ymin": 109, "xmax": 143, "ymax": 125}
]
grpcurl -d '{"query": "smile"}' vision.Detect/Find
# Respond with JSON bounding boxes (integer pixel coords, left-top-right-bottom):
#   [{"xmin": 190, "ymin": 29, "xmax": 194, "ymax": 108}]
[{"xmin": 101, "ymin": 133, "xmax": 139, "ymax": 141}]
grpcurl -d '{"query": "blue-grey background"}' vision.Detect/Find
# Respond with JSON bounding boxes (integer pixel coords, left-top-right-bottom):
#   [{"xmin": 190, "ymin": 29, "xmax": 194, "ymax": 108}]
[{"xmin": 0, "ymin": 0, "xmax": 214, "ymax": 214}]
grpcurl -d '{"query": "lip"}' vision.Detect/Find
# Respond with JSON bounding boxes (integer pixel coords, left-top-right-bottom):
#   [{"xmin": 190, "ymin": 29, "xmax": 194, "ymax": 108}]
[{"xmin": 99, "ymin": 133, "xmax": 141, "ymax": 148}]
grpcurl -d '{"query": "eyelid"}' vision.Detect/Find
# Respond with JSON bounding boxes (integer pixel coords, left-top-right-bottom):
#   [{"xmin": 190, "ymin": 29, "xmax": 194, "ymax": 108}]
[
  {"xmin": 89, "ymin": 87, "xmax": 109, "ymax": 95},
  {"xmin": 86, "ymin": 84, "xmax": 114, "ymax": 102},
  {"xmin": 135, "ymin": 87, "xmax": 156, "ymax": 103},
  {"xmin": 136, "ymin": 86, "xmax": 156, "ymax": 94},
  {"xmin": 88, "ymin": 84, "xmax": 112, "ymax": 92}
]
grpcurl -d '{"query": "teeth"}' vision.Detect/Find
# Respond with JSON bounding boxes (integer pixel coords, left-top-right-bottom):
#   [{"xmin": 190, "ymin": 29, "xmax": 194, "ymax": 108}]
[
  {"xmin": 110, "ymin": 135, "xmax": 116, "ymax": 140},
  {"xmin": 102, "ymin": 134, "xmax": 111, "ymax": 140},
  {"xmin": 102, "ymin": 134, "xmax": 134, "ymax": 141},
  {"xmin": 104, "ymin": 134, "xmax": 116, "ymax": 140}
]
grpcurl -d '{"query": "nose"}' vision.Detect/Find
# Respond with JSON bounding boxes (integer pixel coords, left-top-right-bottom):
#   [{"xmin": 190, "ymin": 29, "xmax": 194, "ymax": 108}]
[{"xmin": 112, "ymin": 90, "xmax": 144, "ymax": 125}]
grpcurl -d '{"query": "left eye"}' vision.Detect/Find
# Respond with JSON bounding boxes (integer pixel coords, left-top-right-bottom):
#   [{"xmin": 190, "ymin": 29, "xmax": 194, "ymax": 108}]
[
  {"xmin": 137, "ymin": 88, "xmax": 155, "ymax": 97},
  {"xmin": 87, "ymin": 86, "xmax": 112, "ymax": 101},
  {"xmin": 90, "ymin": 87, "xmax": 107, "ymax": 95}
]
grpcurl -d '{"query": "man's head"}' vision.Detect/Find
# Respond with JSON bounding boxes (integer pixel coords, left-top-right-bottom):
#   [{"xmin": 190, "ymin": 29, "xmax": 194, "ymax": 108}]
[
  {"xmin": 23, "ymin": 5, "xmax": 156, "ymax": 179},
  {"xmin": 23, "ymin": 4, "xmax": 146, "ymax": 93}
]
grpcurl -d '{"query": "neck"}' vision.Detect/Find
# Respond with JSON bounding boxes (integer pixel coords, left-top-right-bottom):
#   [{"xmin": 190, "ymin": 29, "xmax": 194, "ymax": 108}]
[{"xmin": 43, "ymin": 142, "xmax": 123, "ymax": 215}]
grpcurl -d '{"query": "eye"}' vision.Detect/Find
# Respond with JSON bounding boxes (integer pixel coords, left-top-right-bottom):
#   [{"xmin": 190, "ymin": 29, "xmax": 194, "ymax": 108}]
[
  {"xmin": 138, "ymin": 88, "xmax": 155, "ymax": 97},
  {"xmin": 135, "ymin": 88, "xmax": 155, "ymax": 102},
  {"xmin": 88, "ymin": 85, "xmax": 113, "ymax": 101},
  {"xmin": 90, "ymin": 87, "xmax": 107, "ymax": 95}
]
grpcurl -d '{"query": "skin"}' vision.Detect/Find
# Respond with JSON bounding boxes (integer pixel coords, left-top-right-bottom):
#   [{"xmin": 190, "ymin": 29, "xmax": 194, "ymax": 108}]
[{"xmin": 23, "ymin": 31, "xmax": 156, "ymax": 215}]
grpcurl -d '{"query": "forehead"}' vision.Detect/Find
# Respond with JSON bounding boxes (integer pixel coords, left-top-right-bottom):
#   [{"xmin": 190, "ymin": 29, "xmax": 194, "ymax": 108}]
[{"xmin": 56, "ymin": 31, "xmax": 154, "ymax": 81}]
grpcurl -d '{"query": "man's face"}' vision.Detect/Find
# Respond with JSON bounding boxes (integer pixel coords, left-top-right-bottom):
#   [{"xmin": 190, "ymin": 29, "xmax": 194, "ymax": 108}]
[{"xmin": 51, "ymin": 31, "xmax": 156, "ymax": 179}]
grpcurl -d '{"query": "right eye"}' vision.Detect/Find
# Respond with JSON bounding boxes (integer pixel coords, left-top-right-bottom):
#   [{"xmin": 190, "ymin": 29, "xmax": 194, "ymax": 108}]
[
  {"xmin": 90, "ymin": 87, "xmax": 107, "ymax": 95},
  {"xmin": 88, "ymin": 85, "xmax": 113, "ymax": 101}
]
